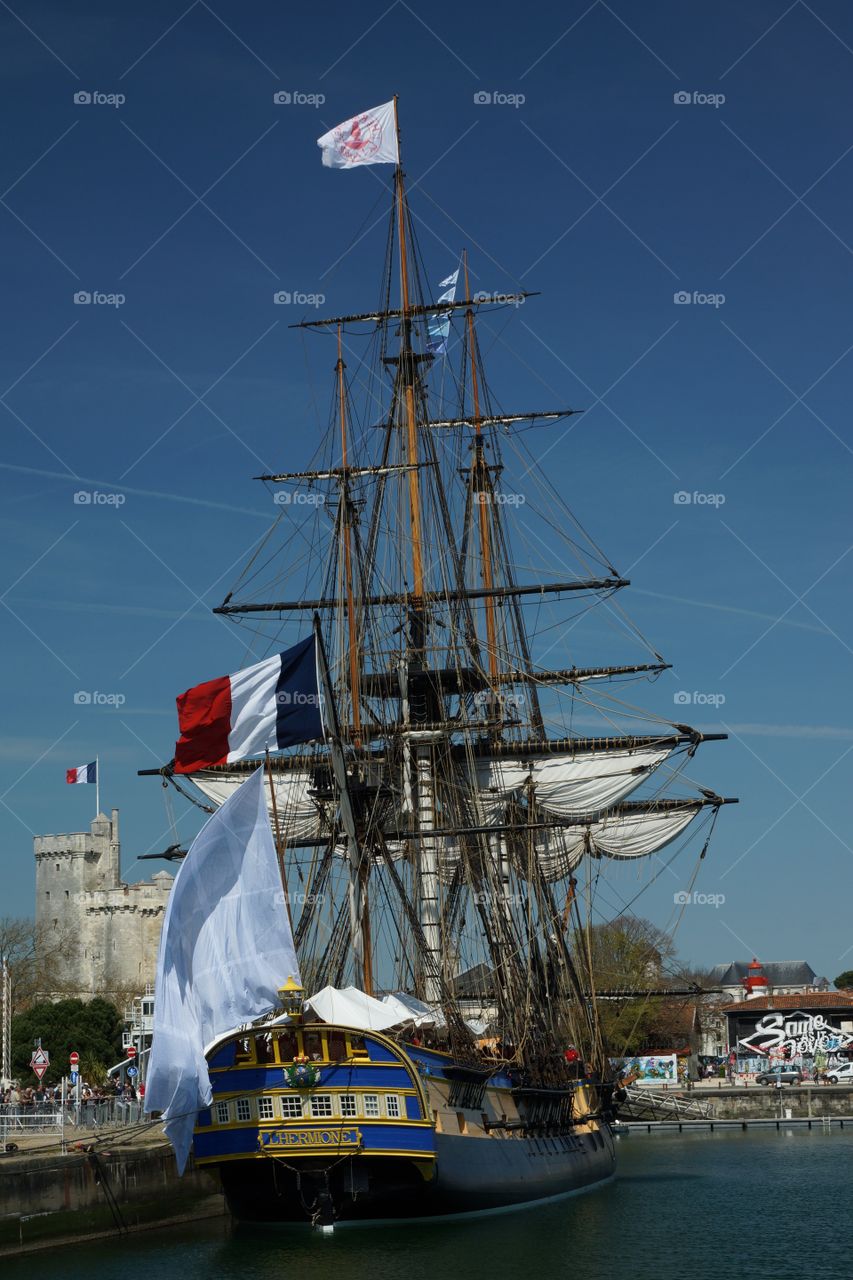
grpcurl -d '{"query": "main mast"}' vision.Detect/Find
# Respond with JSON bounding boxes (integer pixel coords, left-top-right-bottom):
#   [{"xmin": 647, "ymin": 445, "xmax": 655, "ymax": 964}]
[
  {"xmin": 393, "ymin": 98, "xmax": 427, "ymax": 657},
  {"xmin": 169, "ymin": 100, "xmax": 737, "ymax": 1072}
]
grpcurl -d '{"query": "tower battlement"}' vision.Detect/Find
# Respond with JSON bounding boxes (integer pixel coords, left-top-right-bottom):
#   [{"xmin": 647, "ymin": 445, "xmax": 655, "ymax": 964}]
[{"xmin": 33, "ymin": 808, "xmax": 172, "ymax": 998}]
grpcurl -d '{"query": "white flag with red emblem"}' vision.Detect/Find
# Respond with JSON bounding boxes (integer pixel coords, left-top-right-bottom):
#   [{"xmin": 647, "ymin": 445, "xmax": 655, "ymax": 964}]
[{"xmin": 317, "ymin": 100, "xmax": 399, "ymax": 169}]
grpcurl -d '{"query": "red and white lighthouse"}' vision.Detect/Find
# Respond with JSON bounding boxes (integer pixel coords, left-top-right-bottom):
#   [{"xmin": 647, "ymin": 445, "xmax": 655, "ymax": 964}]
[{"xmin": 743, "ymin": 958, "xmax": 769, "ymax": 999}]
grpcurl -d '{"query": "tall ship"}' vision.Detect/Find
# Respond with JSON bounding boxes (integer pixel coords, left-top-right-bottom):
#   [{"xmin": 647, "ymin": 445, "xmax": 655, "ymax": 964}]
[{"xmin": 143, "ymin": 100, "xmax": 735, "ymax": 1226}]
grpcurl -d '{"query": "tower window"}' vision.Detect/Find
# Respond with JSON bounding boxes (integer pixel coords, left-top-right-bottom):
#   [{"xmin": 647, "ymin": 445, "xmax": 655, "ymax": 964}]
[{"xmin": 45, "ymin": 891, "xmax": 50, "ymax": 899}]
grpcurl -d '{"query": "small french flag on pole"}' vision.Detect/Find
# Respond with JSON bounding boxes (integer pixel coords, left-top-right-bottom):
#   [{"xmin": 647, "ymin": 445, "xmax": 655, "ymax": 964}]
[{"xmin": 66, "ymin": 761, "xmax": 97, "ymax": 785}]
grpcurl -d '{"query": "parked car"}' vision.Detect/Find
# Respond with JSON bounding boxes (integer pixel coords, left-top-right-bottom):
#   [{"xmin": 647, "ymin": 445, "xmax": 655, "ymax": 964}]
[
  {"xmin": 754, "ymin": 1066, "xmax": 802, "ymax": 1085},
  {"xmin": 826, "ymin": 1062, "xmax": 853, "ymax": 1084}
]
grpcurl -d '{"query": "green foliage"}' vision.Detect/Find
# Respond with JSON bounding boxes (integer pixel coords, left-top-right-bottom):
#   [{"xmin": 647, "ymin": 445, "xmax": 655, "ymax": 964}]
[
  {"xmin": 835, "ymin": 970, "xmax": 853, "ymax": 990},
  {"xmin": 10, "ymin": 998, "xmax": 123, "ymax": 1086},
  {"xmin": 572, "ymin": 916, "xmax": 688, "ymax": 1058}
]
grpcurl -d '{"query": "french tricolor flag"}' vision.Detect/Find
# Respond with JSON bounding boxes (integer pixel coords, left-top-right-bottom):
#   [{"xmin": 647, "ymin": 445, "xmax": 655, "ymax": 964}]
[
  {"xmin": 67, "ymin": 761, "xmax": 97, "ymax": 785},
  {"xmin": 173, "ymin": 635, "xmax": 324, "ymax": 775}
]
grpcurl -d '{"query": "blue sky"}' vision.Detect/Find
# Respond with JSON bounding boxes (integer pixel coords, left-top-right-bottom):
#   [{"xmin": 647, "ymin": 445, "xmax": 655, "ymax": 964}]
[{"xmin": 2, "ymin": 0, "xmax": 852, "ymax": 982}]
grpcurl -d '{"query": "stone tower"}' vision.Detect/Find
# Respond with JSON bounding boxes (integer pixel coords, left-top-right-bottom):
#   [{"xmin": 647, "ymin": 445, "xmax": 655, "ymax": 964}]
[{"xmin": 33, "ymin": 809, "xmax": 172, "ymax": 998}]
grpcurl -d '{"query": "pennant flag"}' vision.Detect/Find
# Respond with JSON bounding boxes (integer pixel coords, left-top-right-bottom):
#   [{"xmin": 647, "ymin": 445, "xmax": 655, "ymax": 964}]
[
  {"xmin": 317, "ymin": 100, "xmax": 398, "ymax": 169},
  {"xmin": 66, "ymin": 761, "xmax": 97, "ymax": 784},
  {"xmin": 144, "ymin": 766, "xmax": 300, "ymax": 1173},
  {"xmin": 173, "ymin": 636, "xmax": 324, "ymax": 774},
  {"xmin": 428, "ymin": 265, "xmax": 459, "ymax": 355}
]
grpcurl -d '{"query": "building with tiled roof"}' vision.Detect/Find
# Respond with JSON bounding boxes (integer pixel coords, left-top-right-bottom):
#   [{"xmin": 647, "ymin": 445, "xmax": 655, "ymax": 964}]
[
  {"xmin": 707, "ymin": 959, "xmax": 829, "ymax": 1000},
  {"xmin": 722, "ymin": 989, "xmax": 853, "ymax": 1058}
]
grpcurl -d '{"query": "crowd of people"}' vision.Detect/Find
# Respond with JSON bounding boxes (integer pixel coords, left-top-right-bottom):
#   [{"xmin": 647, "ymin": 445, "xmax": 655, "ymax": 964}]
[{"xmin": 0, "ymin": 1079, "xmax": 144, "ymax": 1116}]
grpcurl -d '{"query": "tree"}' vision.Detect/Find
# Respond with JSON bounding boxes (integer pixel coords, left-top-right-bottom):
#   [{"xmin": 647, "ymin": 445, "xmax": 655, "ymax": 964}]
[
  {"xmin": 10, "ymin": 998, "xmax": 123, "ymax": 1086},
  {"xmin": 0, "ymin": 916, "xmax": 76, "ymax": 1013},
  {"xmin": 572, "ymin": 917, "xmax": 689, "ymax": 1057},
  {"xmin": 576, "ymin": 916, "xmax": 677, "ymax": 991},
  {"xmin": 835, "ymin": 970, "xmax": 853, "ymax": 990}
]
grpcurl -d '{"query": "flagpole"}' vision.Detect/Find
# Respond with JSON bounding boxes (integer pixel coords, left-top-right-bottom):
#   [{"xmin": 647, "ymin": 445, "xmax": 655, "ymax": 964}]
[{"xmin": 96, "ymin": 754, "xmax": 100, "ymax": 817}]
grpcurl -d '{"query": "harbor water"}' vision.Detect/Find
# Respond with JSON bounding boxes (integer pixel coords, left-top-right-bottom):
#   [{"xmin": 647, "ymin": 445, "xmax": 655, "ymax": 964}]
[{"xmin": 4, "ymin": 1128, "xmax": 850, "ymax": 1279}]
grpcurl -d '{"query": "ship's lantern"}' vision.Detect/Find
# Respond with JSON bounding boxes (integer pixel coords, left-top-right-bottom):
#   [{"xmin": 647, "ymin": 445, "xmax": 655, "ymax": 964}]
[{"xmin": 278, "ymin": 975, "xmax": 305, "ymax": 1019}]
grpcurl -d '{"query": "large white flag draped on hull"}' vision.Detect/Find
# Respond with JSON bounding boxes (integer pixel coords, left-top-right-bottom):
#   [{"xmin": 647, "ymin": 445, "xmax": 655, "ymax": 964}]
[
  {"xmin": 317, "ymin": 100, "xmax": 398, "ymax": 168},
  {"xmin": 144, "ymin": 766, "xmax": 300, "ymax": 1173}
]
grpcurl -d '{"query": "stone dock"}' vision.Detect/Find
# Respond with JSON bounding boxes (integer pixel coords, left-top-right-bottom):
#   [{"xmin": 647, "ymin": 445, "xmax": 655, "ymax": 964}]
[
  {"xmin": 0, "ymin": 1129, "xmax": 225, "ymax": 1256},
  {"xmin": 619, "ymin": 1082, "xmax": 853, "ymax": 1129}
]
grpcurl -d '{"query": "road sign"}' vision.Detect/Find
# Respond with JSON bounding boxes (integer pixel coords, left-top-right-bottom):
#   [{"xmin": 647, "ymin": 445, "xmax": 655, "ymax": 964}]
[
  {"xmin": 30, "ymin": 1047, "xmax": 49, "ymax": 1080},
  {"xmin": 70, "ymin": 1051, "xmax": 79, "ymax": 1066},
  {"xmin": 127, "ymin": 1066, "xmax": 138, "ymax": 1078},
  {"xmin": 127, "ymin": 1046, "xmax": 137, "ymax": 1059},
  {"xmin": 70, "ymin": 1070, "xmax": 79, "ymax": 1085}
]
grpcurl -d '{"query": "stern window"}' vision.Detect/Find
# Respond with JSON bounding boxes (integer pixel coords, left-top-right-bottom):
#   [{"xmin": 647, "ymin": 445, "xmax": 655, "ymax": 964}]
[
  {"xmin": 276, "ymin": 1030, "xmax": 298, "ymax": 1063},
  {"xmin": 281, "ymin": 1094, "xmax": 303, "ymax": 1118},
  {"xmin": 363, "ymin": 1094, "xmax": 380, "ymax": 1118},
  {"xmin": 235, "ymin": 1099, "xmax": 252, "ymax": 1122},
  {"xmin": 215, "ymin": 1101, "xmax": 230, "ymax": 1124},
  {"xmin": 327, "ymin": 1030, "xmax": 347, "ymax": 1060},
  {"xmin": 303, "ymin": 1030, "xmax": 324, "ymax": 1061},
  {"xmin": 340, "ymin": 1094, "xmax": 358, "ymax": 1118},
  {"xmin": 258, "ymin": 1097, "xmax": 275, "ymax": 1120},
  {"xmin": 255, "ymin": 1036, "xmax": 275, "ymax": 1064},
  {"xmin": 385, "ymin": 1095, "xmax": 401, "ymax": 1118},
  {"xmin": 234, "ymin": 1038, "xmax": 254, "ymax": 1065},
  {"xmin": 310, "ymin": 1094, "xmax": 333, "ymax": 1118}
]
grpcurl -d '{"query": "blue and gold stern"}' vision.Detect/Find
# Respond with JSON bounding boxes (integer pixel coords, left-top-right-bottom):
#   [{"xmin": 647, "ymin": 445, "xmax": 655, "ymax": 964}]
[{"xmin": 194, "ymin": 1021, "xmax": 436, "ymax": 1180}]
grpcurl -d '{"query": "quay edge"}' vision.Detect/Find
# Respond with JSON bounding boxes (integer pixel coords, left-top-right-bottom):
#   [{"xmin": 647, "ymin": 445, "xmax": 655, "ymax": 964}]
[{"xmin": 0, "ymin": 1141, "xmax": 225, "ymax": 1257}]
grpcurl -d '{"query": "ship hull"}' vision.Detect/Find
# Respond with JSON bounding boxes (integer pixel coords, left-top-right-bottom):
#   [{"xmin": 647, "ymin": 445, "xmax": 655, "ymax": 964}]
[
  {"xmin": 218, "ymin": 1129, "xmax": 615, "ymax": 1223},
  {"xmin": 196, "ymin": 1023, "xmax": 616, "ymax": 1225}
]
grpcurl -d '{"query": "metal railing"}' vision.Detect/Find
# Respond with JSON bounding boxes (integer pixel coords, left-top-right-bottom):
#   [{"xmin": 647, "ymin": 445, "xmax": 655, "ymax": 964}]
[
  {"xmin": 621, "ymin": 1086, "xmax": 712, "ymax": 1120},
  {"xmin": 0, "ymin": 1099, "xmax": 147, "ymax": 1143}
]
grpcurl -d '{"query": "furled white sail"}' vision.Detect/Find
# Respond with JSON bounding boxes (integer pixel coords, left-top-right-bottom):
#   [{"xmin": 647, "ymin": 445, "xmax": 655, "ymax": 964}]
[
  {"xmin": 470, "ymin": 746, "xmax": 672, "ymax": 821},
  {"xmin": 189, "ymin": 769, "xmax": 327, "ymax": 842},
  {"xmin": 588, "ymin": 804, "xmax": 701, "ymax": 859},
  {"xmin": 531, "ymin": 804, "xmax": 703, "ymax": 880}
]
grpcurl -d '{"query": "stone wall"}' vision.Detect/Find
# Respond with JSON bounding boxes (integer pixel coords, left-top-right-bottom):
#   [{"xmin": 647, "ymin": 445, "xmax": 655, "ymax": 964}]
[
  {"xmin": 0, "ymin": 1143, "xmax": 224, "ymax": 1254},
  {"xmin": 33, "ymin": 811, "xmax": 172, "ymax": 998}
]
